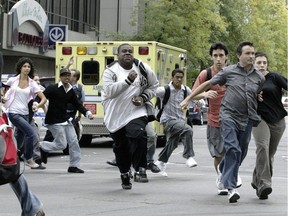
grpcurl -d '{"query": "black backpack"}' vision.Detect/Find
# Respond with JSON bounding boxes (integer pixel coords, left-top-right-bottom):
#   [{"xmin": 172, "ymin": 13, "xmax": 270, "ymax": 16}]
[
  {"xmin": 205, "ymin": 67, "xmax": 212, "ymax": 81},
  {"xmin": 155, "ymin": 85, "xmax": 187, "ymax": 122},
  {"xmin": 204, "ymin": 67, "xmax": 212, "ymax": 105}
]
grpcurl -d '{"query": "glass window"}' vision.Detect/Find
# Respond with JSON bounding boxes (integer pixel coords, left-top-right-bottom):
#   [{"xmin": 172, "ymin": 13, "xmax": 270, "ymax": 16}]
[
  {"xmin": 106, "ymin": 57, "xmax": 115, "ymax": 66},
  {"xmin": 82, "ymin": 60, "xmax": 99, "ymax": 85},
  {"xmin": 33, "ymin": 0, "xmax": 99, "ymax": 33}
]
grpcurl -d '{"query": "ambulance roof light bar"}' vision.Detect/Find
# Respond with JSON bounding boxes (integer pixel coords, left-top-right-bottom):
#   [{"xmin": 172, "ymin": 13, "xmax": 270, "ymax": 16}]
[
  {"xmin": 77, "ymin": 47, "xmax": 87, "ymax": 55},
  {"xmin": 87, "ymin": 47, "xmax": 97, "ymax": 55},
  {"xmin": 139, "ymin": 46, "xmax": 149, "ymax": 55},
  {"xmin": 62, "ymin": 47, "xmax": 72, "ymax": 55}
]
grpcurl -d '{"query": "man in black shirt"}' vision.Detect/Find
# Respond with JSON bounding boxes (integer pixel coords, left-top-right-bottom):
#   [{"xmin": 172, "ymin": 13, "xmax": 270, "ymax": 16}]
[{"xmin": 40, "ymin": 68, "xmax": 93, "ymax": 173}]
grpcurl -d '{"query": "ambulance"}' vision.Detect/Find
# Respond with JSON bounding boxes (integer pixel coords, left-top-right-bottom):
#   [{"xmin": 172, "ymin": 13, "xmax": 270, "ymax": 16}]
[{"xmin": 55, "ymin": 41, "xmax": 187, "ymax": 146}]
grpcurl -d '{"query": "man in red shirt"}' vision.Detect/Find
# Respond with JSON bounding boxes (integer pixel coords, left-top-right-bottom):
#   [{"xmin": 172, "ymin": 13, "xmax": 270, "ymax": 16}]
[{"xmin": 191, "ymin": 42, "xmax": 230, "ymax": 195}]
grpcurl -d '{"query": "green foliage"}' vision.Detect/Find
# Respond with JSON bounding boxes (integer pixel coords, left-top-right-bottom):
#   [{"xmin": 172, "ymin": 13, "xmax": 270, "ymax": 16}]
[
  {"xmin": 130, "ymin": 0, "xmax": 228, "ymax": 84},
  {"xmin": 107, "ymin": 0, "xmax": 288, "ymax": 83},
  {"xmin": 217, "ymin": 0, "xmax": 287, "ymax": 77}
]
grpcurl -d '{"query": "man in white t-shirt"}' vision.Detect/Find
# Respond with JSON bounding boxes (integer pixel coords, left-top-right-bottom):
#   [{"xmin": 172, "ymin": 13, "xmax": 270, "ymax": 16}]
[{"xmin": 102, "ymin": 43, "xmax": 158, "ymax": 189}]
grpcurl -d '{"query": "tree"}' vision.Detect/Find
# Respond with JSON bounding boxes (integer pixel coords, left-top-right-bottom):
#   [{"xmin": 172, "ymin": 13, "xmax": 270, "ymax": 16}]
[
  {"xmin": 109, "ymin": 0, "xmax": 287, "ymax": 82},
  {"xmin": 217, "ymin": 0, "xmax": 287, "ymax": 76},
  {"xmin": 131, "ymin": 0, "xmax": 227, "ymax": 84}
]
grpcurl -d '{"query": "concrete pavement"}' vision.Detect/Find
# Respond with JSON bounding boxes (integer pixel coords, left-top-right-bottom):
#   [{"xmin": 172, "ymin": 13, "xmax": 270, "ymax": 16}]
[{"xmin": 1, "ymin": 124, "xmax": 287, "ymax": 216}]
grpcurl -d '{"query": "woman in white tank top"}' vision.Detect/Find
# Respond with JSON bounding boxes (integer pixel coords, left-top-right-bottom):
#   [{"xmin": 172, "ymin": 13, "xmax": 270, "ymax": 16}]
[{"xmin": 3, "ymin": 57, "xmax": 46, "ymax": 168}]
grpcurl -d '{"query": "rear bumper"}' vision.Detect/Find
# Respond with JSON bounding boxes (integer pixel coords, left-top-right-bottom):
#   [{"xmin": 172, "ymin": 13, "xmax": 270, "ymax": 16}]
[{"xmin": 80, "ymin": 118, "xmax": 110, "ymax": 136}]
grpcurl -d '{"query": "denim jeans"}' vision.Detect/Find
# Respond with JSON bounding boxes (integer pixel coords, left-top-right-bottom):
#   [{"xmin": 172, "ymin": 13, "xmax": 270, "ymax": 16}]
[
  {"xmin": 146, "ymin": 122, "xmax": 157, "ymax": 162},
  {"xmin": 10, "ymin": 174, "xmax": 43, "ymax": 216},
  {"xmin": 219, "ymin": 119, "xmax": 253, "ymax": 189},
  {"xmin": 41, "ymin": 122, "xmax": 80, "ymax": 167},
  {"xmin": 9, "ymin": 113, "xmax": 36, "ymax": 160}
]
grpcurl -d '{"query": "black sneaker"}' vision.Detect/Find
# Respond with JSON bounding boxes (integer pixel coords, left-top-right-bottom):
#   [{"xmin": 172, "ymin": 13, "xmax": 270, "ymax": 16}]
[
  {"xmin": 147, "ymin": 162, "xmax": 160, "ymax": 173},
  {"xmin": 228, "ymin": 189, "xmax": 240, "ymax": 203},
  {"xmin": 134, "ymin": 167, "xmax": 149, "ymax": 183},
  {"xmin": 40, "ymin": 148, "xmax": 48, "ymax": 164},
  {"xmin": 68, "ymin": 167, "xmax": 84, "ymax": 173},
  {"xmin": 257, "ymin": 185, "xmax": 272, "ymax": 200},
  {"xmin": 121, "ymin": 173, "xmax": 132, "ymax": 190},
  {"xmin": 106, "ymin": 159, "xmax": 117, "ymax": 167}
]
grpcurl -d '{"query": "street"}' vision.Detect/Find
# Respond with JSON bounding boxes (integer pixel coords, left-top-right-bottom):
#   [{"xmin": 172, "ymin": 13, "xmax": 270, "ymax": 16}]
[{"xmin": 1, "ymin": 122, "xmax": 287, "ymax": 216}]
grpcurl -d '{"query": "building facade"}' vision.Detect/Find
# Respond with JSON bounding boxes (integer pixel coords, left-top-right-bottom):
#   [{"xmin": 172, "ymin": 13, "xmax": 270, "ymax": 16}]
[{"xmin": 0, "ymin": 0, "xmax": 143, "ymax": 77}]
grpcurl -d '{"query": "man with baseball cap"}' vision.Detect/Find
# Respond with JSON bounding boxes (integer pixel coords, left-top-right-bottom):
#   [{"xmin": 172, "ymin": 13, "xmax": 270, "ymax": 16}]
[
  {"xmin": 60, "ymin": 68, "xmax": 70, "ymax": 76},
  {"xmin": 40, "ymin": 67, "xmax": 93, "ymax": 173}
]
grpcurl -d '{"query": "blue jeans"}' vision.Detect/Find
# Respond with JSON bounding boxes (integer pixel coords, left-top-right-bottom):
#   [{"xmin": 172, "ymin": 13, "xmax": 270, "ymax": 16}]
[
  {"xmin": 41, "ymin": 122, "xmax": 81, "ymax": 167},
  {"xmin": 9, "ymin": 113, "xmax": 36, "ymax": 160},
  {"xmin": 10, "ymin": 174, "xmax": 43, "ymax": 216},
  {"xmin": 146, "ymin": 123, "xmax": 157, "ymax": 162},
  {"xmin": 219, "ymin": 119, "xmax": 253, "ymax": 189}
]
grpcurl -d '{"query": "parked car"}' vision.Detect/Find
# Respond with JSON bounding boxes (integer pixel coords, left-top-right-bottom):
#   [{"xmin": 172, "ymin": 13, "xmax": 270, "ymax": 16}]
[
  {"xmin": 187, "ymin": 99, "xmax": 208, "ymax": 125},
  {"xmin": 33, "ymin": 107, "xmax": 47, "ymax": 141},
  {"xmin": 282, "ymin": 96, "xmax": 288, "ymax": 113}
]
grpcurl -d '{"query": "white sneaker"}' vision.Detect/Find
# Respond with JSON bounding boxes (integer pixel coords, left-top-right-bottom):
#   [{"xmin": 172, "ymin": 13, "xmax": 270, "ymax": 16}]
[
  {"xmin": 228, "ymin": 189, "xmax": 240, "ymax": 203},
  {"xmin": 218, "ymin": 189, "xmax": 228, "ymax": 195},
  {"xmin": 155, "ymin": 160, "xmax": 168, "ymax": 177},
  {"xmin": 186, "ymin": 157, "xmax": 197, "ymax": 168},
  {"xmin": 160, "ymin": 171, "xmax": 168, "ymax": 177},
  {"xmin": 236, "ymin": 174, "xmax": 242, "ymax": 188},
  {"xmin": 216, "ymin": 173, "xmax": 225, "ymax": 190},
  {"xmin": 155, "ymin": 160, "xmax": 166, "ymax": 171},
  {"xmin": 25, "ymin": 159, "xmax": 39, "ymax": 168}
]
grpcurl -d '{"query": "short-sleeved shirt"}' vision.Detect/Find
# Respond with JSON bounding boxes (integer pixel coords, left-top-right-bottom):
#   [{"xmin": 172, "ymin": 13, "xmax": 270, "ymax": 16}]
[
  {"xmin": 156, "ymin": 83, "xmax": 192, "ymax": 124},
  {"xmin": 192, "ymin": 66, "xmax": 226, "ymax": 128},
  {"xmin": 210, "ymin": 63, "xmax": 265, "ymax": 131}
]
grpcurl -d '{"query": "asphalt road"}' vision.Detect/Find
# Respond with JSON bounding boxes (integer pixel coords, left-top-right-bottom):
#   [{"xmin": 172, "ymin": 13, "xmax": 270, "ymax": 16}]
[{"xmin": 1, "ymin": 121, "xmax": 287, "ymax": 216}]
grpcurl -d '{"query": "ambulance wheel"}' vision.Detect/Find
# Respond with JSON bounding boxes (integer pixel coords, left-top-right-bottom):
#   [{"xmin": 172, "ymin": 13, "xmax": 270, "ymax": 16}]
[{"xmin": 79, "ymin": 135, "xmax": 93, "ymax": 147}]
